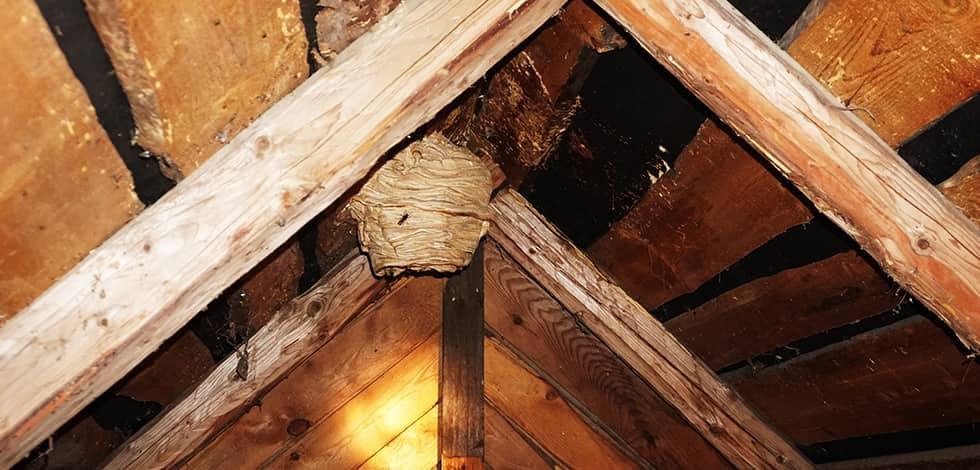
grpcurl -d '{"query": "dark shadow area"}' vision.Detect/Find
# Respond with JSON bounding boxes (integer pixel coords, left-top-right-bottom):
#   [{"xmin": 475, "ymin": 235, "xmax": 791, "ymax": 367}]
[
  {"xmin": 899, "ymin": 96, "xmax": 980, "ymax": 184},
  {"xmin": 35, "ymin": 0, "xmax": 174, "ymax": 205},
  {"xmin": 802, "ymin": 420, "xmax": 980, "ymax": 464}
]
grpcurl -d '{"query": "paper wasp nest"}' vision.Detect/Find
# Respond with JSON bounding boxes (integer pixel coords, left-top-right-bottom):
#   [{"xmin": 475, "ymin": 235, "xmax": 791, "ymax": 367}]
[{"xmin": 349, "ymin": 133, "xmax": 492, "ymax": 277}]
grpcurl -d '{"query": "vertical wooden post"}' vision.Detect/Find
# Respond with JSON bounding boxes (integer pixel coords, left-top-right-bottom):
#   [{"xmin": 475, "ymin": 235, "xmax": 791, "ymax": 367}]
[{"xmin": 440, "ymin": 242, "xmax": 485, "ymax": 469}]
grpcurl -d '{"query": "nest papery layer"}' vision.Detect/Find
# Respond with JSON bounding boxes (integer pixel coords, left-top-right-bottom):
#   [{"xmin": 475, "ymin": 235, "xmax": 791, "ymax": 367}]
[{"xmin": 349, "ymin": 133, "xmax": 492, "ymax": 277}]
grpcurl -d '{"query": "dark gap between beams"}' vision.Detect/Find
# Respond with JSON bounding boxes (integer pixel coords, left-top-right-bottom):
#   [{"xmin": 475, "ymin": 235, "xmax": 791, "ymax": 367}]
[{"xmin": 35, "ymin": 0, "xmax": 174, "ymax": 205}]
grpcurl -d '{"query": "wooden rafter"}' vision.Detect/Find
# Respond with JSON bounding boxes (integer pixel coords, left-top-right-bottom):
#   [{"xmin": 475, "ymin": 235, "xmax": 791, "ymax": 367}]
[
  {"xmin": 592, "ymin": 0, "xmax": 980, "ymax": 350},
  {"xmin": 0, "ymin": 0, "xmax": 565, "ymax": 464},
  {"xmin": 104, "ymin": 252, "xmax": 387, "ymax": 469},
  {"xmin": 489, "ymin": 189, "xmax": 810, "ymax": 469}
]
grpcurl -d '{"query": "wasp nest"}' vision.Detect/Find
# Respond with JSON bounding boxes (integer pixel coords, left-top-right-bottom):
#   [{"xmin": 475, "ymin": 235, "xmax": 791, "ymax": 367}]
[{"xmin": 349, "ymin": 133, "xmax": 492, "ymax": 277}]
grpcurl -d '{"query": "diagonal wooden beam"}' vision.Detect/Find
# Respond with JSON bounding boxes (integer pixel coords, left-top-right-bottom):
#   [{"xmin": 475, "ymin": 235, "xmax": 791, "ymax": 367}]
[
  {"xmin": 592, "ymin": 0, "xmax": 980, "ymax": 351},
  {"xmin": 0, "ymin": 0, "xmax": 565, "ymax": 465},
  {"xmin": 104, "ymin": 252, "xmax": 388, "ymax": 469},
  {"xmin": 489, "ymin": 189, "xmax": 810, "ymax": 469}
]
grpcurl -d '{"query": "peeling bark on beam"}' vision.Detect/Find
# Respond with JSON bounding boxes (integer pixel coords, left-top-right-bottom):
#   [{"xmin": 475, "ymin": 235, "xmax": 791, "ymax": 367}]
[
  {"xmin": 593, "ymin": 0, "xmax": 980, "ymax": 351},
  {"xmin": 0, "ymin": 0, "xmax": 565, "ymax": 464},
  {"xmin": 489, "ymin": 189, "xmax": 810, "ymax": 469},
  {"xmin": 102, "ymin": 253, "xmax": 387, "ymax": 469}
]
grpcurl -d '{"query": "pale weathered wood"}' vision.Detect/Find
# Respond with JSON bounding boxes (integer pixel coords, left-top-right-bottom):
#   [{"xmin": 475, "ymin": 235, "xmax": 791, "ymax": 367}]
[
  {"xmin": 441, "ymin": 244, "xmax": 485, "ymax": 462},
  {"xmin": 594, "ymin": 0, "xmax": 980, "ymax": 350},
  {"xmin": 489, "ymin": 189, "xmax": 810, "ymax": 469},
  {"xmin": 484, "ymin": 336, "xmax": 639, "ymax": 468},
  {"xmin": 0, "ymin": 0, "xmax": 565, "ymax": 464},
  {"xmin": 103, "ymin": 252, "xmax": 386, "ymax": 469},
  {"xmin": 85, "ymin": 0, "xmax": 308, "ymax": 178},
  {"xmin": 588, "ymin": 0, "xmax": 980, "ymax": 313},
  {"xmin": 185, "ymin": 276, "xmax": 442, "ymax": 469},
  {"xmin": 0, "ymin": 0, "xmax": 141, "ymax": 320}
]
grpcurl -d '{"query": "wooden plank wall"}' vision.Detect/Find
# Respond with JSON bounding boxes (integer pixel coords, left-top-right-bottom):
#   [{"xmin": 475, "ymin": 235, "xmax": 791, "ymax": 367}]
[
  {"xmin": 185, "ymin": 277, "xmax": 444, "ymax": 468},
  {"xmin": 173, "ymin": 239, "xmax": 736, "ymax": 469}
]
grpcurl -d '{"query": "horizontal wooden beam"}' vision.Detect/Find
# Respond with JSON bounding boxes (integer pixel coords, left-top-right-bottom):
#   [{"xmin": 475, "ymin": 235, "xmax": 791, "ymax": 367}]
[
  {"xmin": 727, "ymin": 315, "xmax": 980, "ymax": 443},
  {"xmin": 0, "ymin": 0, "xmax": 565, "ymax": 464},
  {"xmin": 592, "ymin": 0, "xmax": 980, "ymax": 350},
  {"xmin": 489, "ymin": 189, "xmax": 810, "ymax": 469}
]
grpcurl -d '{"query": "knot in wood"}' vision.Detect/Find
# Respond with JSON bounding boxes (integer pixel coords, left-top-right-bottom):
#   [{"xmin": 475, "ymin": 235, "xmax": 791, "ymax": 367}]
[{"xmin": 349, "ymin": 133, "xmax": 492, "ymax": 277}]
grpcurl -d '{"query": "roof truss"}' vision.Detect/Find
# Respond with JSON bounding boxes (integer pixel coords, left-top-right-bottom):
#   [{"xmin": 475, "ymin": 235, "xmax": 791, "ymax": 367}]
[{"xmin": 2, "ymin": 0, "xmax": 979, "ymax": 466}]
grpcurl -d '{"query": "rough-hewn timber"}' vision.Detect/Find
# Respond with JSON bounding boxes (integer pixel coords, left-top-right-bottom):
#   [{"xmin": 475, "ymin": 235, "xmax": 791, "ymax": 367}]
[
  {"xmin": 490, "ymin": 189, "xmax": 810, "ymax": 469},
  {"xmin": 666, "ymin": 154, "xmax": 980, "ymax": 370},
  {"xmin": 485, "ymin": 242, "xmax": 733, "ymax": 467},
  {"xmin": 589, "ymin": 0, "xmax": 980, "ymax": 312},
  {"xmin": 728, "ymin": 316, "xmax": 980, "ymax": 443},
  {"xmin": 85, "ymin": 0, "xmax": 309, "ymax": 178},
  {"xmin": 0, "ymin": 0, "xmax": 141, "ymax": 320},
  {"xmin": 594, "ymin": 0, "xmax": 980, "ymax": 351},
  {"xmin": 0, "ymin": 0, "xmax": 566, "ymax": 463},
  {"xmin": 441, "ymin": 244, "xmax": 486, "ymax": 463}
]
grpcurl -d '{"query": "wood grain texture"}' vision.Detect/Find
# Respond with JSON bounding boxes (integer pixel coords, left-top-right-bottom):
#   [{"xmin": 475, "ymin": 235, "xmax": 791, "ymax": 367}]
[
  {"xmin": 104, "ymin": 253, "xmax": 386, "ymax": 469},
  {"xmin": 587, "ymin": 121, "xmax": 811, "ymax": 310},
  {"xmin": 441, "ymin": 244, "xmax": 485, "ymax": 460},
  {"xmin": 785, "ymin": 0, "xmax": 980, "ymax": 147},
  {"xmin": 490, "ymin": 189, "xmax": 810, "ymax": 469},
  {"xmin": 485, "ymin": 337, "xmax": 640, "ymax": 469},
  {"xmin": 361, "ymin": 405, "xmax": 438, "ymax": 470},
  {"xmin": 665, "ymin": 154, "xmax": 980, "ymax": 371},
  {"xmin": 595, "ymin": 0, "xmax": 980, "ymax": 351},
  {"xmin": 485, "ymin": 242, "xmax": 732, "ymax": 468},
  {"xmin": 484, "ymin": 404, "xmax": 552, "ymax": 469},
  {"xmin": 85, "ymin": 0, "xmax": 308, "ymax": 178},
  {"xmin": 588, "ymin": 0, "xmax": 980, "ymax": 312},
  {"xmin": 666, "ymin": 251, "xmax": 900, "ymax": 370},
  {"xmin": 181, "ymin": 276, "xmax": 442, "ymax": 469},
  {"xmin": 0, "ymin": 0, "xmax": 141, "ymax": 320},
  {"xmin": 0, "ymin": 0, "xmax": 565, "ymax": 463},
  {"xmin": 727, "ymin": 316, "xmax": 980, "ymax": 443},
  {"xmin": 265, "ymin": 333, "xmax": 440, "ymax": 469}
]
